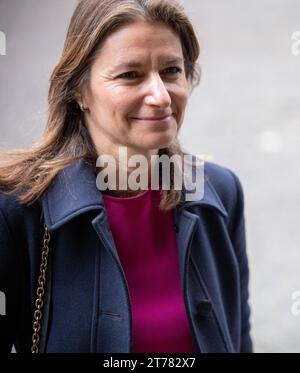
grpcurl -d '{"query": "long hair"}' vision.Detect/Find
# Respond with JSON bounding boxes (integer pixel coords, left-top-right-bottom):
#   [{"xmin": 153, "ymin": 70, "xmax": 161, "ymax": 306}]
[{"xmin": 0, "ymin": 0, "xmax": 200, "ymax": 210}]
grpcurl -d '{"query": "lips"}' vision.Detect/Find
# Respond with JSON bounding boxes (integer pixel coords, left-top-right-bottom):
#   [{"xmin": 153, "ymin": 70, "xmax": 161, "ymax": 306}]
[{"xmin": 131, "ymin": 114, "xmax": 173, "ymax": 120}]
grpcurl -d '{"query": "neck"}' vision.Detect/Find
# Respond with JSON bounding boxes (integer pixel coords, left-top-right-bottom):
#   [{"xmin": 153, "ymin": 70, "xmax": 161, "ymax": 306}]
[
  {"xmin": 102, "ymin": 188, "xmax": 146, "ymax": 198},
  {"xmin": 95, "ymin": 144, "xmax": 159, "ymax": 194}
]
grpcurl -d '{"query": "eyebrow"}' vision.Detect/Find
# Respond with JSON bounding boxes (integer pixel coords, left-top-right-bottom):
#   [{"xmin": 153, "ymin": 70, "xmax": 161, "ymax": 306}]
[{"xmin": 111, "ymin": 57, "xmax": 184, "ymax": 70}]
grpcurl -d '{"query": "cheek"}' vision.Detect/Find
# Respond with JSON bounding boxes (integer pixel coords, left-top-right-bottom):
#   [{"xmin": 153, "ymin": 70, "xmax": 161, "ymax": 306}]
[
  {"xmin": 105, "ymin": 87, "xmax": 137, "ymax": 116},
  {"xmin": 88, "ymin": 81, "xmax": 125, "ymax": 112},
  {"xmin": 171, "ymin": 78, "xmax": 188, "ymax": 102},
  {"xmin": 171, "ymin": 86, "xmax": 188, "ymax": 129},
  {"xmin": 94, "ymin": 93, "xmax": 126, "ymax": 121},
  {"xmin": 174, "ymin": 87, "xmax": 188, "ymax": 113}
]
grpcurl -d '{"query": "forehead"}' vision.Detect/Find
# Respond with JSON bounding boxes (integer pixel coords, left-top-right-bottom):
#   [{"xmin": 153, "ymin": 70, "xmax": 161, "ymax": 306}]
[{"xmin": 95, "ymin": 21, "xmax": 184, "ymax": 66}]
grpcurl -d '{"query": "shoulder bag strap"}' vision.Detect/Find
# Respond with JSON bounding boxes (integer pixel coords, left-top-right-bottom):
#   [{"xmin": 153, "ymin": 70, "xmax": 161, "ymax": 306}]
[{"xmin": 31, "ymin": 224, "xmax": 52, "ymax": 353}]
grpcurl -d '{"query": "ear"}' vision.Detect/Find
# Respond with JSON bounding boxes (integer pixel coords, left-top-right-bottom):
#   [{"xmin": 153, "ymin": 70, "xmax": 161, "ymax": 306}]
[
  {"xmin": 74, "ymin": 92, "xmax": 83, "ymax": 107},
  {"xmin": 74, "ymin": 92, "xmax": 88, "ymax": 112}
]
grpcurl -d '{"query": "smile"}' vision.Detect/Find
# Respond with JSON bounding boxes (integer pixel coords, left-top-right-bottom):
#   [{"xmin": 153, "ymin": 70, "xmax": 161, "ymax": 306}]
[{"xmin": 131, "ymin": 114, "xmax": 173, "ymax": 121}]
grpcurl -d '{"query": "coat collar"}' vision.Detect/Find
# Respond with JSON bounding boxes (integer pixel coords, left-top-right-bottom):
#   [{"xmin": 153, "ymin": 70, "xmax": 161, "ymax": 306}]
[{"xmin": 40, "ymin": 158, "xmax": 227, "ymax": 231}]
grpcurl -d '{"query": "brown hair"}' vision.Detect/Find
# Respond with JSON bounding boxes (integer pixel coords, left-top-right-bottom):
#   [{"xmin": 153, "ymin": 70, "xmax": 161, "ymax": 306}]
[{"xmin": 0, "ymin": 0, "xmax": 200, "ymax": 210}]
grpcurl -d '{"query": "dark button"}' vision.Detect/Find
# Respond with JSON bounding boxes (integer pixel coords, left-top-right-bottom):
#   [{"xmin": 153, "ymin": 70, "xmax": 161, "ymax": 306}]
[{"xmin": 197, "ymin": 300, "xmax": 212, "ymax": 317}]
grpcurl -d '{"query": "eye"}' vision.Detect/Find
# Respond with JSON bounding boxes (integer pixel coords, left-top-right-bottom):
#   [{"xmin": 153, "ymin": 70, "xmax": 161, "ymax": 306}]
[
  {"xmin": 162, "ymin": 66, "xmax": 183, "ymax": 75},
  {"xmin": 118, "ymin": 71, "xmax": 139, "ymax": 80}
]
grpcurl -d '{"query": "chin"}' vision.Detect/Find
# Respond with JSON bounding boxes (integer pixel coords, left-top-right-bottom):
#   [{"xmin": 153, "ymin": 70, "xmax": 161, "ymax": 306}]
[{"xmin": 141, "ymin": 135, "xmax": 175, "ymax": 151}]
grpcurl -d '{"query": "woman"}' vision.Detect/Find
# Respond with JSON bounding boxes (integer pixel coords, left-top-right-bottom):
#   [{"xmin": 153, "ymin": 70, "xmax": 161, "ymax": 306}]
[{"xmin": 0, "ymin": 0, "xmax": 252, "ymax": 353}]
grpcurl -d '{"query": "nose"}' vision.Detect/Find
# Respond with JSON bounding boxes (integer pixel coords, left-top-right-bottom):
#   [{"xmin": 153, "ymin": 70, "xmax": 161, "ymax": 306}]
[{"xmin": 144, "ymin": 73, "xmax": 172, "ymax": 108}]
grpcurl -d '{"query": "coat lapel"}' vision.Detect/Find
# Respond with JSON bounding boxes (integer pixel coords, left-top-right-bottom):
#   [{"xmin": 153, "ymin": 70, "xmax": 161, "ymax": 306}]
[{"xmin": 173, "ymin": 172, "xmax": 234, "ymax": 353}]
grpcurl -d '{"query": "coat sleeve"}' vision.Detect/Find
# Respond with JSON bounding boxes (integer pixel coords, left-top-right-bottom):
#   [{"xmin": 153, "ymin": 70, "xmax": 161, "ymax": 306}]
[
  {"xmin": 229, "ymin": 170, "xmax": 253, "ymax": 353},
  {"xmin": 0, "ymin": 207, "xmax": 15, "ymax": 353}
]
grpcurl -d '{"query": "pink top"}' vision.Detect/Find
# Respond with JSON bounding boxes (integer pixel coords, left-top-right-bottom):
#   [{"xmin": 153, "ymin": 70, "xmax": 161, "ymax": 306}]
[{"xmin": 102, "ymin": 189, "xmax": 197, "ymax": 353}]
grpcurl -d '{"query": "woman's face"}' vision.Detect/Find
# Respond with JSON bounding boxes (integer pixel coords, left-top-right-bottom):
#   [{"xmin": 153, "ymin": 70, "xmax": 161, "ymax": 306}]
[{"xmin": 82, "ymin": 21, "xmax": 189, "ymax": 158}]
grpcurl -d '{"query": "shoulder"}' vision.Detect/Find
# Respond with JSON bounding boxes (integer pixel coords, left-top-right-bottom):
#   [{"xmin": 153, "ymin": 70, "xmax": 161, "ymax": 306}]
[
  {"xmin": 0, "ymin": 191, "xmax": 24, "ymax": 284},
  {"xmin": 0, "ymin": 188, "xmax": 41, "ymax": 238},
  {"xmin": 204, "ymin": 161, "xmax": 244, "ymax": 201},
  {"xmin": 0, "ymin": 189, "xmax": 24, "ymax": 223},
  {"xmin": 203, "ymin": 161, "xmax": 245, "ymax": 229}
]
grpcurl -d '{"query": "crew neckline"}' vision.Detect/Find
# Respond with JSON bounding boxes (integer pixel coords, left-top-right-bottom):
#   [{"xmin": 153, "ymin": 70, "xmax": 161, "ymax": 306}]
[{"xmin": 102, "ymin": 188, "xmax": 152, "ymax": 200}]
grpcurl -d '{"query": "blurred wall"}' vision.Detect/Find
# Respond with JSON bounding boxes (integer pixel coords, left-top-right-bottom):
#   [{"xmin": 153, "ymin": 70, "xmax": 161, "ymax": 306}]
[{"xmin": 0, "ymin": 0, "xmax": 300, "ymax": 352}]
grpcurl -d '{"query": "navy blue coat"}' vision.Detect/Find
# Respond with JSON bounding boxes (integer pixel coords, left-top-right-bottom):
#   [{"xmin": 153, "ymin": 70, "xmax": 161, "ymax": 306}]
[{"xmin": 0, "ymin": 159, "xmax": 252, "ymax": 353}]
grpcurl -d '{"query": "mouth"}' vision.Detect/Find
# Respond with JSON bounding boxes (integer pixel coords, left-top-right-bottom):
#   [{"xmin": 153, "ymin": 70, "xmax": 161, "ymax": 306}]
[{"xmin": 131, "ymin": 114, "xmax": 173, "ymax": 121}]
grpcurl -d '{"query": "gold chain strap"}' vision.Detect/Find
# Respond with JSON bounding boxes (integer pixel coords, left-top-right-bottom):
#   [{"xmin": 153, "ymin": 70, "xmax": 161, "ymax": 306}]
[{"xmin": 31, "ymin": 224, "xmax": 51, "ymax": 353}]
